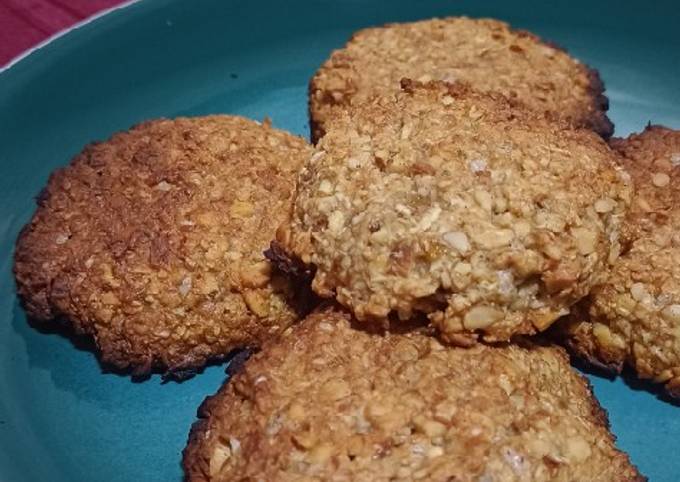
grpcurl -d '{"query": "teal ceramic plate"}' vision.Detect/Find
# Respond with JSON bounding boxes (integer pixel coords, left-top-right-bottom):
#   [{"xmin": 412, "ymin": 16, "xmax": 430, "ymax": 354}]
[{"xmin": 1, "ymin": 1, "xmax": 679, "ymax": 480}]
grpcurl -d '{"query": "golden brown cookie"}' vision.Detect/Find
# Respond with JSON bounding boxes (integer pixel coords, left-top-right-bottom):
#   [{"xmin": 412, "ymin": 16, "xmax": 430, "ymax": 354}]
[
  {"xmin": 183, "ymin": 307, "xmax": 642, "ymax": 482},
  {"xmin": 309, "ymin": 17, "xmax": 612, "ymax": 142},
  {"xmin": 13, "ymin": 116, "xmax": 313, "ymax": 376},
  {"xmin": 558, "ymin": 126, "xmax": 680, "ymax": 396},
  {"xmin": 278, "ymin": 81, "xmax": 630, "ymax": 344}
]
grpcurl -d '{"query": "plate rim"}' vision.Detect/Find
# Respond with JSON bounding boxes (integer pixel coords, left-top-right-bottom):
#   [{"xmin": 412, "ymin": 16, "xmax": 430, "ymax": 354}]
[{"xmin": 0, "ymin": 0, "xmax": 141, "ymax": 74}]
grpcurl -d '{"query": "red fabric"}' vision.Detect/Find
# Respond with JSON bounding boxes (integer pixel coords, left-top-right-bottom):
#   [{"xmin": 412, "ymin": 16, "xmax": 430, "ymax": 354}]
[{"xmin": 0, "ymin": 0, "xmax": 125, "ymax": 66}]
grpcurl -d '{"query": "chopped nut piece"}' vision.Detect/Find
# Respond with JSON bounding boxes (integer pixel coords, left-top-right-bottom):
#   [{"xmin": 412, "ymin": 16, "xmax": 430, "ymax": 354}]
[
  {"xmin": 179, "ymin": 276, "xmax": 193, "ymax": 297},
  {"xmin": 468, "ymin": 158, "xmax": 487, "ymax": 173},
  {"xmin": 594, "ymin": 197, "xmax": 616, "ymax": 213},
  {"xmin": 464, "ymin": 305, "xmax": 505, "ymax": 329},
  {"xmin": 242, "ymin": 290, "xmax": 270, "ymax": 317},
  {"xmin": 671, "ymin": 153, "xmax": 680, "ymax": 167},
  {"xmin": 239, "ymin": 261, "xmax": 272, "ymax": 288},
  {"xmin": 474, "ymin": 189, "xmax": 493, "ymax": 211},
  {"xmin": 318, "ymin": 179, "xmax": 333, "ymax": 194},
  {"xmin": 572, "ymin": 228, "xmax": 598, "ymax": 255},
  {"xmin": 427, "ymin": 446, "xmax": 445, "ymax": 458},
  {"xmin": 55, "ymin": 233, "xmax": 69, "ymax": 245},
  {"xmin": 101, "ymin": 292, "xmax": 120, "ymax": 306},
  {"xmin": 209, "ymin": 443, "xmax": 231, "ymax": 477},
  {"xmin": 472, "ymin": 229, "xmax": 514, "ymax": 249},
  {"xmin": 651, "ymin": 172, "xmax": 670, "ymax": 187},
  {"xmin": 592, "ymin": 323, "xmax": 616, "ymax": 348},
  {"xmin": 565, "ymin": 435, "xmax": 592, "ymax": 463},
  {"xmin": 293, "ymin": 431, "xmax": 317, "ymax": 450},
  {"xmin": 441, "ymin": 95, "xmax": 455, "ymax": 106},
  {"xmin": 662, "ymin": 304, "xmax": 680, "ymax": 324},
  {"xmin": 156, "ymin": 181, "xmax": 173, "ymax": 191},
  {"xmin": 309, "ymin": 443, "xmax": 333, "ymax": 464},
  {"xmin": 442, "ymin": 231, "xmax": 470, "ymax": 253},
  {"xmin": 531, "ymin": 309, "xmax": 567, "ymax": 331},
  {"xmin": 629, "ymin": 283, "xmax": 649, "ymax": 303}
]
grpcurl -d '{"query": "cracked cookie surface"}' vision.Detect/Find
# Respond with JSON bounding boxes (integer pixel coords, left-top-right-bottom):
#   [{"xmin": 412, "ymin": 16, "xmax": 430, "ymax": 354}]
[
  {"xmin": 281, "ymin": 81, "xmax": 630, "ymax": 343},
  {"xmin": 183, "ymin": 306, "xmax": 642, "ymax": 482},
  {"xmin": 309, "ymin": 17, "xmax": 612, "ymax": 142},
  {"xmin": 14, "ymin": 116, "xmax": 312, "ymax": 376}
]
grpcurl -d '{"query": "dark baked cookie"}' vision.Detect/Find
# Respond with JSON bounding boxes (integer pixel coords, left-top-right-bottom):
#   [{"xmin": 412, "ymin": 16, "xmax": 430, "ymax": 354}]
[{"xmin": 14, "ymin": 116, "xmax": 312, "ymax": 376}]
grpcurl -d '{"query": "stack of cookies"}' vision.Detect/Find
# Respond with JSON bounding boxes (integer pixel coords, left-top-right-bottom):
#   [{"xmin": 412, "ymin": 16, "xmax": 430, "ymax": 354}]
[{"xmin": 15, "ymin": 16, "xmax": 680, "ymax": 481}]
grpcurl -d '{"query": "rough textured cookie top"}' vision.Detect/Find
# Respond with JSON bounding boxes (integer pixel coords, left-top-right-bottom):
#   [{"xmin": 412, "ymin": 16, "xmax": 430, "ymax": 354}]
[
  {"xmin": 281, "ymin": 81, "xmax": 630, "ymax": 343},
  {"xmin": 14, "ymin": 116, "xmax": 312, "ymax": 375},
  {"xmin": 559, "ymin": 126, "xmax": 680, "ymax": 396},
  {"xmin": 309, "ymin": 17, "xmax": 612, "ymax": 141},
  {"xmin": 611, "ymin": 125, "xmax": 680, "ymax": 242},
  {"xmin": 183, "ymin": 307, "xmax": 641, "ymax": 482}
]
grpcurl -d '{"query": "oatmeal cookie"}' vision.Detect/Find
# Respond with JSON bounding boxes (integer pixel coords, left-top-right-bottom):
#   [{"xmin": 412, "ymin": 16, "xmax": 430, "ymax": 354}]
[
  {"xmin": 279, "ymin": 81, "xmax": 630, "ymax": 343},
  {"xmin": 309, "ymin": 17, "xmax": 612, "ymax": 141},
  {"xmin": 183, "ymin": 307, "xmax": 642, "ymax": 482},
  {"xmin": 558, "ymin": 126, "xmax": 680, "ymax": 396},
  {"xmin": 14, "ymin": 116, "xmax": 312, "ymax": 376}
]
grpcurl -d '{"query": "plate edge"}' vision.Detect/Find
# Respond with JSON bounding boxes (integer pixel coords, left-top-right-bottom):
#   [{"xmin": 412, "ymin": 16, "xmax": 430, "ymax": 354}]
[{"xmin": 0, "ymin": 0, "xmax": 142, "ymax": 74}]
